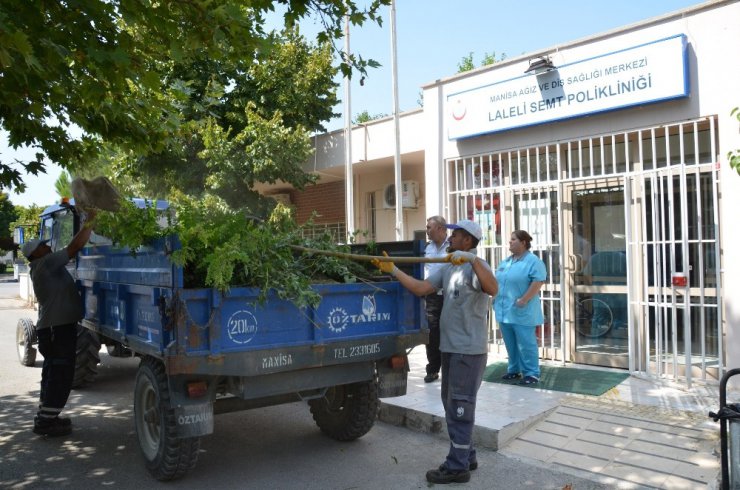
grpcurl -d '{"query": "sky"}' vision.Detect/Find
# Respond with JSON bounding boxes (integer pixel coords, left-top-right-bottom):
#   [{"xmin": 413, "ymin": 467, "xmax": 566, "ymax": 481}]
[{"xmin": 4, "ymin": 0, "xmax": 704, "ymax": 207}]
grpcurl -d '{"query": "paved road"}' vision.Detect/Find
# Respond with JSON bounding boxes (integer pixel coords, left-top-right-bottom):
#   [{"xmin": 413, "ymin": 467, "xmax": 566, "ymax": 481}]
[{"xmin": 0, "ymin": 277, "xmax": 610, "ymax": 489}]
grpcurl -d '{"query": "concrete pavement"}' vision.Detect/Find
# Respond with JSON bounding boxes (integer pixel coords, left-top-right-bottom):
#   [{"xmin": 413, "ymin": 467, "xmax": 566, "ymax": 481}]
[
  {"xmin": 380, "ymin": 346, "xmax": 730, "ymax": 489},
  {"xmin": 1, "ymin": 273, "xmax": 729, "ymax": 488}
]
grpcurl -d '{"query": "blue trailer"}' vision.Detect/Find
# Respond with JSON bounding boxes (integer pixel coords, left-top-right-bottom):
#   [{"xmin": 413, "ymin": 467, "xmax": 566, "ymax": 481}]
[{"xmin": 15, "ymin": 200, "xmax": 426, "ymax": 480}]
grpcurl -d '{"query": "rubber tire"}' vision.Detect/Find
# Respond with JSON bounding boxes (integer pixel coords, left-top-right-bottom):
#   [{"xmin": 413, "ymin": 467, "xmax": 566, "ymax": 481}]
[
  {"xmin": 134, "ymin": 356, "xmax": 200, "ymax": 481},
  {"xmin": 72, "ymin": 324, "xmax": 101, "ymax": 389},
  {"xmin": 16, "ymin": 318, "xmax": 37, "ymax": 366},
  {"xmin": 308, "ymin": 379, "xmax": 379, "ymax": 441}
]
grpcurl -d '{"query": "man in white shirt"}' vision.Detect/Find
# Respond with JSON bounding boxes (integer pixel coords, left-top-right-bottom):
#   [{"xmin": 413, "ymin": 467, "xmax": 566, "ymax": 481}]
[{"xmin": 423, "ymin": 216, "xmax": 450, "ymax": 383}]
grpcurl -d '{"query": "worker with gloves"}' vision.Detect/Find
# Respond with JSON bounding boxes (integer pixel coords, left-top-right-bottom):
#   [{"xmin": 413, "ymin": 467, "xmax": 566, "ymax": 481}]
[{"xmin": 372, "ymin": 219, "xmax": 497, "ymax": 485}]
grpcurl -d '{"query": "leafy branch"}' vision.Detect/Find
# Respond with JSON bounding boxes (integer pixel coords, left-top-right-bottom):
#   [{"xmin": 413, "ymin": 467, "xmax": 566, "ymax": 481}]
[
  {"xmin": 92, "ymin": 193, "xmax": 373, "ymax": 309},
  {"xmin": 729, "ymin": 107, "xmax": 740, "ymax": 175}
]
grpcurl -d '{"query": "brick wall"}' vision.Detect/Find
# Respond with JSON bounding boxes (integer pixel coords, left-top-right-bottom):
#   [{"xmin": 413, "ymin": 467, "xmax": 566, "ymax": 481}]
[{"xmin": 293, "ymin": 181, "xmax": 346, "ymax": 224}]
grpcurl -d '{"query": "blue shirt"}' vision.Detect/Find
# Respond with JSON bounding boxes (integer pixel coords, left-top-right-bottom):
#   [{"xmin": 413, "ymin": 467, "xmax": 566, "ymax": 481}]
[
  {"xmin": 424, "ymin": 238, "xmax": 449, "ymax": 294},
  {"xmin": 493, "ymin": 251, "xmax": 547, "ymax": 326}
]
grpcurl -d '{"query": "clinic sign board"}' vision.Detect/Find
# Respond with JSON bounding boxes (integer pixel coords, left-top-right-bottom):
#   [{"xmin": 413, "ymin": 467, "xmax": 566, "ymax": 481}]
[{"xmin": 446, "ymin": 35, "xmax": 689, "ymax": 140}]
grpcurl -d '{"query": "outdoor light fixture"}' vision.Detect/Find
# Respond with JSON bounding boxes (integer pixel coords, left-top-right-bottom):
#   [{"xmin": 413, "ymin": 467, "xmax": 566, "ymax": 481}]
[{"xmin": 524, "ymin": 56, "xmax": 556, "ymax": 74}]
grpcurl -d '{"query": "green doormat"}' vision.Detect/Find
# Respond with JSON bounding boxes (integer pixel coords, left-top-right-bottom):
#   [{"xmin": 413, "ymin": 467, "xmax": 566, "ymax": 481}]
[{"xmin": 482, "ymin": 362, "xmax": 630, "ymax": 396}]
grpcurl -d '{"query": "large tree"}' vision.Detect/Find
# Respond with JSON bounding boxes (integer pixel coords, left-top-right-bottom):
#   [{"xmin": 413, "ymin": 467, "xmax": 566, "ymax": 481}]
[
  {"xmin": 8, "ymin": 202, "xmax": 44, "ymax": 251},
  {"xmin": 0, "ymin": 193, "xmax": 18, "ymax": 250},
  {"xmin": 0, "ymin": 0, "xmax": 387, "ymax": 192},
  {"xmin": 74, "ymin": 28, "xmax": 340, "ymax": 212}
]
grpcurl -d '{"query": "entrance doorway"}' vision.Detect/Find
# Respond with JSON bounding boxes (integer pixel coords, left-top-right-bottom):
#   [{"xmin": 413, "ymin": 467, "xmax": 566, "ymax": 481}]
[
  {"xmin": 446, "ymin": 115, "xmax": 724, "ymax": 384},
  {"xmin": 566, "ymin": 179, "xmax": 629, "ymax": 368}
]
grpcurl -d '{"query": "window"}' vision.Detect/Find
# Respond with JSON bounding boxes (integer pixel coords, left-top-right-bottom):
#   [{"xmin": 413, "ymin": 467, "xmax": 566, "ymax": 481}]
[{"xmin": 301, "ymin": 222, "xmax": 347, "ymax": 244}]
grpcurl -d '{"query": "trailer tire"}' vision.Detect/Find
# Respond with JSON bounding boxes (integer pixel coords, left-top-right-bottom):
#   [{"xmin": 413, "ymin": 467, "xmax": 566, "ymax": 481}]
[
  {"xmin": 72, "ymin": 324, "xmax": 100, "ymax": 389},
  {"xmin": 16, "ymin": 318, "xmax": 37, "ymax": 367},
  {"xmin": 134, "ymin": 356, "xmax": 200, "ymax": 481},
  {"xmin": 309, "ymin": 380, "xmax": 379, "ymax": 441}
]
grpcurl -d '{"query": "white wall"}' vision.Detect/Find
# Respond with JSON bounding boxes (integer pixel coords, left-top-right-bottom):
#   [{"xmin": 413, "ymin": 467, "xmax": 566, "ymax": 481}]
[
  {"xmin": 354, "ymin": 166, "xmax": 426, "ymax": 242},
  {"xmin": 308, "ymin": 109, "xmax": 425, "ymax": 175},
  {"xmin": 430, "ymin": 2, "xmax": 740, "ymax": 161},
  {"xmin": 302, "ymin": 2, "xmax": 739, "ymax": 369},
  {"xmin": 421, "ymin": 1, "xmax": 740, "ymax": 370}
]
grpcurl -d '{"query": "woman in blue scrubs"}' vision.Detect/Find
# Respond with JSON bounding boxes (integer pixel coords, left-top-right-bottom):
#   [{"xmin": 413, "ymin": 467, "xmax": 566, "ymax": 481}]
[{"xmin": 493, "ymin": 230, "xmax": 547, "ymax": 385}]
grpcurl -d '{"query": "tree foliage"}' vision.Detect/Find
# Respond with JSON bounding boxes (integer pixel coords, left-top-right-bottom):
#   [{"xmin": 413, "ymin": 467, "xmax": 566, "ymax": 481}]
[
  {"xmin": 354, "ymin": 110, "xmax": 388, "ymax": 124},
  {"xmin": 0, "ymin": 193, "xmax": 18, "ymax": 250},
  {"xmin": 1, "ymin": 1, "xmax": 389, "ymax": 301},
  {"xmin": 55, "ymin": 171, "xmax": 72, "ymax": 200},
  {"xmin": 82, "ymin": 28, "xmax": 339, "ymax": 211},
  {"xmin": 456, "ymin": 51, "xmax": 507, "ymax": 73},
  {"xmin": 729, "ymin": 107, "xmax": 740, "ymax": 175},
  {"xmin": 93, "ymin": 195, "xmax": 373, "ymax": 307},
  {"xmin": 0, "ymin": 0, "xmax": 389, "ymax": 192},
  {"xmin": 8, "ymin": 203, "xmax": 43, "ymax": 250}
]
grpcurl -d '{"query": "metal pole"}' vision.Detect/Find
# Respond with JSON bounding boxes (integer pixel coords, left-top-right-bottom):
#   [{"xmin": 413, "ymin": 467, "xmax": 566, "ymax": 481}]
[
  {"xmin": 343, "ymin": 13, "xmax": 355, "ymax": 242},
  {"xmin": 390, "ymin": 0, "xmax": 403, "ymax": 240}
]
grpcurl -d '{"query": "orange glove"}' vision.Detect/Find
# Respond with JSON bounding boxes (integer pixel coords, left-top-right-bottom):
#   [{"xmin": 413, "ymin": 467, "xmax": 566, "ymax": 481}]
[{"xmin": 371, "ymin": 251, "xmax": 398, "ymax": 276}]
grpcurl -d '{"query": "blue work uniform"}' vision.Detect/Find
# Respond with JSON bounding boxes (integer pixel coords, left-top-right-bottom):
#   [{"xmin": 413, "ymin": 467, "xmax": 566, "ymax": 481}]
[{"xmin": 493, "ymin": 251, "xmax": 547, "ymax": 379}]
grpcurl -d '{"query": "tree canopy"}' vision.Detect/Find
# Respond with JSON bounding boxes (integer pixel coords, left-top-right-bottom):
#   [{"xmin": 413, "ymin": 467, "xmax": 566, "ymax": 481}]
[
  {"xmin": 730, "ymin": 107, "xmax": 740, "ymax": 175},
  {"xmin": 0, "ymin": 193, "xmax": 18, "ymax": 250},
  {"xmin": 0, "ymin": 0, "xmax": 388, "ymax": 192},
  {"xmin": 456, "ymin": 51, "xmax": 507, "ymax": 73},
  {"xmin": 354, "ymin": 110, "xmax": 388, "ymax": 124},
  {"xmin": 72, "ymin": 27, "xmax": 341, "ymax": 212}
]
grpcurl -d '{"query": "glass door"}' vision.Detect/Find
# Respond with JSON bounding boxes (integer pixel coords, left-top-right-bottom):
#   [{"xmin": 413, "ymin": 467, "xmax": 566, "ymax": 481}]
[{"xmin": 567, "ymin": 180, "xmax": 629, "ymax": 368}]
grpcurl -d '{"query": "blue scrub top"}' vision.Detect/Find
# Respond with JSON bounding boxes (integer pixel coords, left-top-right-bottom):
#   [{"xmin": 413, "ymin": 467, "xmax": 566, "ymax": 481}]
[{"xmin": 493, "ymin": 251, "xmax": 547, "ymax": 326}]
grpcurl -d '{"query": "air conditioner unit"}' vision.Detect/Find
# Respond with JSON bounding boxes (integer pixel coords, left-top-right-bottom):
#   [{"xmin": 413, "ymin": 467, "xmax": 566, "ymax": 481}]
[
  {"xmin": 270, "ymin": 193, "xmax": 292, "ymax": 205},
  {"xmin": 383, "ymin": 181, "xmax": 419, "ymax": 209}
]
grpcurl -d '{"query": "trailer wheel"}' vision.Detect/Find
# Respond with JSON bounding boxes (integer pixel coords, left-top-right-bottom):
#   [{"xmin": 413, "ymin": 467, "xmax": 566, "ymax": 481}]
[
  {"xmin": 134, "ymin": 356, "xmax": 200, "ymax": 481},
  {"xmin": 72, "ymin": 324, "xmax": 100, "ymax": 389},
  {"xmin": 16, "ymin": 318, "xmax": 37, "ymax": 366},
  {"xmin": 309, "ymin": 379, "xmax": 379, "ymax": 441}
]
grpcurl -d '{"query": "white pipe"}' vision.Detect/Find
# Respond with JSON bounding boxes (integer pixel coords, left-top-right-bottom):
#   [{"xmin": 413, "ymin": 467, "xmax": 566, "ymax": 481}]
[
  {"xmin": 390, "ymin": 0, "xmax": 403, "ymax": 240},
  {"xmin": 343, "ymin": 14, "xmax": 354, "ymax": 241}
]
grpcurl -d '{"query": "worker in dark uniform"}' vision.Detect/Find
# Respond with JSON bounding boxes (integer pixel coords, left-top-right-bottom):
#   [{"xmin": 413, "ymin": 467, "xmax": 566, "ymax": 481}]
[
  {"xmin": 372, "ymin": 219, "xmax": 498, "ymax": 484},
  {"xmin": 23, "ymin": 209, "xmax": 96, "ymax": 437}
]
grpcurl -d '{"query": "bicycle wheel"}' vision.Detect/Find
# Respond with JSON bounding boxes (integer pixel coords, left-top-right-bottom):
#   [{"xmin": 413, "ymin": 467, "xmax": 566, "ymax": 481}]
[{"xmin": 575, "ymin": 298, "xmax": 613, "ymax": 338}]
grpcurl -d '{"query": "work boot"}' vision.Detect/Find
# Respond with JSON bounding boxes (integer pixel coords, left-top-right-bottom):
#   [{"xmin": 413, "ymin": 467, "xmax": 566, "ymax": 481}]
[
  {"xmin": 33, "ymin": 416, "xmax": 72, "ymax": 437},
  {"xmin": 424, "ymin": 372, "xmax": 439, "ymax": 383},
  {"xmin": 426, "ymin": 467, "xmax": 471, "ymax": 484},
  {"xmin": 439, "ymin": 461, "xmax": 477, "ymax": 471}
]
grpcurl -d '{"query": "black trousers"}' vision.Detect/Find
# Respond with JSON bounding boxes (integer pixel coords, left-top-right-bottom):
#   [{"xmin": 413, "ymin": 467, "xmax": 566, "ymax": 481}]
[
  {"xmin": 424, "ymin": 294, "xmax": 443, "ymax": 375},
  {"xmin": 36, "ymin": 323, "xmax": 77, "ymax": 418}
]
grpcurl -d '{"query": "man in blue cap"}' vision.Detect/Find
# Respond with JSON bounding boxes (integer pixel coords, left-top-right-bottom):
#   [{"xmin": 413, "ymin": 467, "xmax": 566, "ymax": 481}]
[
  {"xmin": 23, "ymin": 210, "xmax": 96, "ymax": 437},
  {"xmin": 372, "ymin": 219, "xmax": 498, "ymax": 484}
]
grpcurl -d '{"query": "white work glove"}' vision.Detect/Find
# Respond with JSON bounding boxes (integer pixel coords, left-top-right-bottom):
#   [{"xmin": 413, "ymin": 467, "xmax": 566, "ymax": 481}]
[{"xmin": 449, "ymin": 251, "xmax": 478, "ymax": 266}]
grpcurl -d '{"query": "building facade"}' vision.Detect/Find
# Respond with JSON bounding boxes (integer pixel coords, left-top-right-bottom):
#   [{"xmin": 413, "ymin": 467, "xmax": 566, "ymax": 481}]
[{"xmin": 266, "ymin": 1, "xmax": 740, "ymax": 383}]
